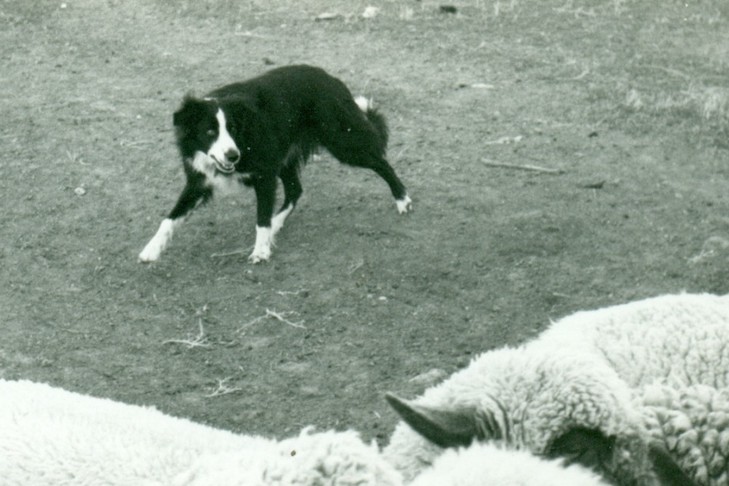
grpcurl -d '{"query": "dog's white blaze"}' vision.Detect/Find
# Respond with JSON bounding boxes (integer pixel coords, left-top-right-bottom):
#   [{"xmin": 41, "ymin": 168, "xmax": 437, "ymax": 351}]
[
  {"xmin": 208, "ymin": 109, "xmax": 238, "ymax": 164},
  {"xmin": 271, "ymin": 204, "xmax": 294, "ymax": 236},
  {"xmin": 249, "ymin": 226, "xmax": 274, "ymax": 263},
  {"xmin": 138, "ymin": 218, "xmax": 182, "ymax": 262},
  {"xmin": 396, "ymin": 194, "xmax": 412, "ymax": 214}
]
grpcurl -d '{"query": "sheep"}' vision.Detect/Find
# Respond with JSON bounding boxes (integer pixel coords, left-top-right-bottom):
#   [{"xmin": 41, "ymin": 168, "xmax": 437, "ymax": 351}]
[
  {"xmin": 409, "ymin": 441, "xmax": 609, "ymax": 486},
  {"xmin": 0, "ymin": 379, "xmax": 616, "ymax": 486},
  {"xmin": 0, "ymin": 379, "xmax": 402, "ymax": 486},
  {"xmin": 639, "ymin": 383, "xmax": 729, "ymax": 486},
  {"xmin": 384, "ymin": 293, "xmax": 726, "ymax": 485}
]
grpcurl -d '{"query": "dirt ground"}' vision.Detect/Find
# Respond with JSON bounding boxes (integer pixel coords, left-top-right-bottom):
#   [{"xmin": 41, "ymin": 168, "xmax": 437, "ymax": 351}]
[{"xmin": 2, "ymin": 0, "xmax": 729, "ymax": 446}]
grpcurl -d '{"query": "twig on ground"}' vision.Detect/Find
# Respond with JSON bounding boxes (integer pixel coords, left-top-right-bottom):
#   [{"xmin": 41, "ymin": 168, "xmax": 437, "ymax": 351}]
[
  {"xmin": 644, "ymin": 65, "xmax": 691, "ymax": 80},
  {"xmin": 239, "ymin": 308, "xmax": 307, "ymax": 333},
  {"xmin": 118, "ymin": 140, "xmax": 155, "ymax": 149},
  {"xmin": 553, "ymin": 6, "xmax": 595, "ymax": 17},
  {"xmin": 483, "ymin": 135, "xmax": 523, "ymax": 145},
  {"xmin": 205, "ymin": 378, "xmax": 242, "ymax": 398},
  {"xmin": 570, "ymin": 68, "xmax": 590, "ymax": 80},
  {"xmin": 275, "ymin": 289, "xmax": 309, "ymax": 296},
  {"xmin": 162, "ymin": 319, "xmax": 210, "ymax": 349},
  {"xmin": 211, "ymin": 248, "xmax": 250, "ymax": 258},
  {"xmin": 264, "ymin": 308, "xmax": 306, "ymax": 328},
  {"xmin": 348, "ymin": 259, "xmax": 365, "ymax": 274},
  {"xmin": 482, "ymin": 159, "xmax": 565, "ymax": 174},
  {"xmin": 394, "ymin": 144, "xmax": 409, "ymax": 162},
  {"xmin": 233, "ymin": 31, "xmax": 267, "ymax": 38}
]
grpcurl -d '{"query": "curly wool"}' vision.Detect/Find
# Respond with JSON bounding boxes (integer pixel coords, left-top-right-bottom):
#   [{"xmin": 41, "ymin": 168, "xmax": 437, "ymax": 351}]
[
  {"xmin": 410, "ymin": 442, "xmax": 609, "ymax": 486},
  {"xmin": 173, "ymin": 427, "xmax": 402, "ymax": 486},
  {"xmin": 639, "ymin": 384, "xmax": 729, "ymax": 486},
  {"xmin": 535, "ymin": 293, "xmax": 729, "ymax": 389},
  {"xmin": 0, "ymin": 380, "xmax": 401, "ymax": 486}
]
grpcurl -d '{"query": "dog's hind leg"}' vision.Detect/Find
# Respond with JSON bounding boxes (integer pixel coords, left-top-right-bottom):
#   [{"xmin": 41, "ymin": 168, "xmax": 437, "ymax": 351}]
[
  {"xmin": 327, "ymin": 144, "xmax": 412, "ymax": 214},
  {"xmin": 271, "ymin": 162, "xmax": 303, "ymax": 236},
  {"xmin": 322, "ymin": 105, "xmax": 412, "ymax": 214},
  {"xmin": 138, "ymin": 180, "xmax": 211, "ymax": 263},
  {"xmin": 249, "ymin": 176, "xmax": 278, "ymax": 263},
  {"xmin": 364, "ymin": 155, "xmax": 412, "ymax": 214}
]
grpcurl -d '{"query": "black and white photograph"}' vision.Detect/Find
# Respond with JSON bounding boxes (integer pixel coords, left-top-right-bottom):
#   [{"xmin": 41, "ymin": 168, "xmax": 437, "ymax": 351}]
[{"xmin": 2, "ymin": 1, "xmax": 728, "ymax": 484}]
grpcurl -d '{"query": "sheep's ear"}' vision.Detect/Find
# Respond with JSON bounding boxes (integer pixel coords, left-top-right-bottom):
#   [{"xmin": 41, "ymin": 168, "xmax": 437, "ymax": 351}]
[
  {"xmin": 385, "ymin": 393, "xmax": 487, "ymax": 448},
  {"xmin": 544, "ymin": 427, "xmax": 615, "ymax": 472},
  {"xmin": 648, "ymin": 441, "xmax": 698, "ymax": 486}
]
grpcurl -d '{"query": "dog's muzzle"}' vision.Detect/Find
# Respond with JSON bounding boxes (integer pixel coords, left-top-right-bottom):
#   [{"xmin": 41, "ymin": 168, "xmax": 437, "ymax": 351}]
[{"xmin": 212, "ymin": 149, "xmax": 240, "ymax": 174}]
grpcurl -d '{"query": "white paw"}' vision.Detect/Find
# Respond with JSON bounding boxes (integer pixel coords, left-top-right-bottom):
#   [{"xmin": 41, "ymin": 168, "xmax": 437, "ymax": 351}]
[
  {"xmin": 249, "ymin": 225, "xmax": 274, "ymax": 263},
  {"xmin": 138, "ymin": 242, "xmax": 162, "ymax": 263},
  {"xmin": 248, "ymin": 248, "xmax": 271, "ymax": 264},
  {"xmin": 139, "ymin": 219, "xmax": 177, "ymax": 263},
  {"xmin": 396, "ymin": 195, "xmax": 413, "ymax": 214}
]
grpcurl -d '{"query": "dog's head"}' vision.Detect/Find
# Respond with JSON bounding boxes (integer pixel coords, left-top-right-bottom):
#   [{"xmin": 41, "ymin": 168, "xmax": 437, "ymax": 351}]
[{"xmin": 173, "ymin": 95, "xmax": 240, "ymax": 174}]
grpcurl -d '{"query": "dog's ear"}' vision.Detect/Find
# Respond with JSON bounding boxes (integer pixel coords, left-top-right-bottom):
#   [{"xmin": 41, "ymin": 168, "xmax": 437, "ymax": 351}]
[
  {"xmin": 385, "ymin": 393, "xmax": 501, "ymax": 448},
  {"xmin": 173, "ymin": 94, "xmax": 205, "ymax": 129}
]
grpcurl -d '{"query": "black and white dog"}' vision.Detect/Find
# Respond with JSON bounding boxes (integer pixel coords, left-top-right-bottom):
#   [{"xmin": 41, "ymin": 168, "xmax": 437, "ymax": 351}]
[{"xmin": 139, "ymin": 65, "xmax": 412, "ymax": 263}]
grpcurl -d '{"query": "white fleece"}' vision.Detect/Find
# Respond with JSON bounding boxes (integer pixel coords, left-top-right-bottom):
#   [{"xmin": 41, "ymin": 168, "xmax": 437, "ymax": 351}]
[
  {"xmin": 535, "ymin": 293, "xmax": 729, "ymax": 389},
  {"xmin": 410, "ymin": 442, "xmax": 608, "ymax": 486},
  {"xmin": 0, "ymin": 380, "xmax": 401, "ymax": 486}
]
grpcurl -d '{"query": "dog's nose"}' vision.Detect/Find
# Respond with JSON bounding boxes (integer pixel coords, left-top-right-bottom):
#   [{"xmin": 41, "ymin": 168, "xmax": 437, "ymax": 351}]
[{"xmin": 225, "ymin": 149, "xmax": 240, "ymax": 163}]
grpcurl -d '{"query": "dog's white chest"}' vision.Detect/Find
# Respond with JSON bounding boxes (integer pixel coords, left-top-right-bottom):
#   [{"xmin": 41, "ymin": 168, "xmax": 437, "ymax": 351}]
[{"xmin": 189, "ymin": 152, "xmax": 249, "ymax": 195}]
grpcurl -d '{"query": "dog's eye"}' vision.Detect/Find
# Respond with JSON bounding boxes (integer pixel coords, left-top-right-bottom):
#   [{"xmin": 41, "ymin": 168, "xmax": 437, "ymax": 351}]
[{"xmin": 206, "ymin": 129, "xmax": 217, "ymax": 137}]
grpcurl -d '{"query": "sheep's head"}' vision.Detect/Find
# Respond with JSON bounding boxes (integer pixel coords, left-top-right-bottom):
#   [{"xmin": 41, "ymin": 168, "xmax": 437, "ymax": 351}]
[{"xmin": 385, "ymin": 393, "xmax": 694, "ymax": 486}]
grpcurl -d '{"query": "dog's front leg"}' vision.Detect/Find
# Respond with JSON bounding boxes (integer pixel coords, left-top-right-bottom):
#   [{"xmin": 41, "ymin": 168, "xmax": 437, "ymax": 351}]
[
  {"xmin": 139, "ymin": 179, "xmax": 210, "ymax": 263},
  {"xmin": 249, "ymin": 176, "xmax": 277, "ymax": 263}
]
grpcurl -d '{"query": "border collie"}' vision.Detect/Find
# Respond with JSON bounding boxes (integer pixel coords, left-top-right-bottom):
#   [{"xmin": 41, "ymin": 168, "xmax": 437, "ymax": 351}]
[{"xmin": 139, "ymin": 65, "xmax": 412, "ymax": 264}]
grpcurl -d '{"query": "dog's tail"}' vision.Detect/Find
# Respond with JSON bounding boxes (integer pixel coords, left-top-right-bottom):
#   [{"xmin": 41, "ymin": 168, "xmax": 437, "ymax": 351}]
[{"xmin": 355, "ymin": 96, "xmax": 389, "ymax": 148}]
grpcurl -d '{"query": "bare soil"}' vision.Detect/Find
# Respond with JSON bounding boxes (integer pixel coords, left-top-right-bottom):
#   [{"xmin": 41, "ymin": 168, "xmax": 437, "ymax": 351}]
[{"xmin": 1, "ymin": 0, "xmax": 728, "ymax": 445}]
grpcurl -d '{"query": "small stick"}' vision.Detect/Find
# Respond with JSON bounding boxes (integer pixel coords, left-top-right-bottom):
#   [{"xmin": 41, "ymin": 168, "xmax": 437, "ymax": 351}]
[
  {"xmin": 264, "ymin": 308, "xmax": 306, "ymax": 329},
  {"xmin": 570, "ymin": 68, "xmax": 590, "ymax": 80},
  {"xmin": 205, "ymin": 378, "xmax": 242, "ymax": 398},
  {"xmin": 211, "ymin": 248, "xmax": 249, "ymax": 258},
  {"xmin": 238, "ymin": 308, "xmax": 306, "ymax": 333},
  {"xmin": 348, "ymin": 259, "xmax": 365, "ymax": 275},
  {"xmin": 162, "ymin": 319, "xmax": 210, "ymax": 349},
  {"xmin": 275, "ymin": 289, "xmax": 308, "ymax": 296},
  {"xmin": 482, "ymin": 159, "xmax": 565, "ymax": 174},
  {"xmin": 233, "ymin": 31, "xmax": 267, "ymax": 38}
]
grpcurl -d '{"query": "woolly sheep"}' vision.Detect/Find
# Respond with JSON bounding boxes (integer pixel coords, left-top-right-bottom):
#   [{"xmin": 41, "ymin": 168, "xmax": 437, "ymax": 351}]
[
  {"xmin": 0, "ymin": 380, "xmax": 401, "ymax": 486},
  {"xmin": 0, "ymin": 380, "xmax": 618, "ymax": 486},
  {"xmin": 384, "ymin": 293, "xmax": 725, "ymax": 485},
  {"xmin": 410, "ymin": 441, "xmax": 609, "ymax": 486}
]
